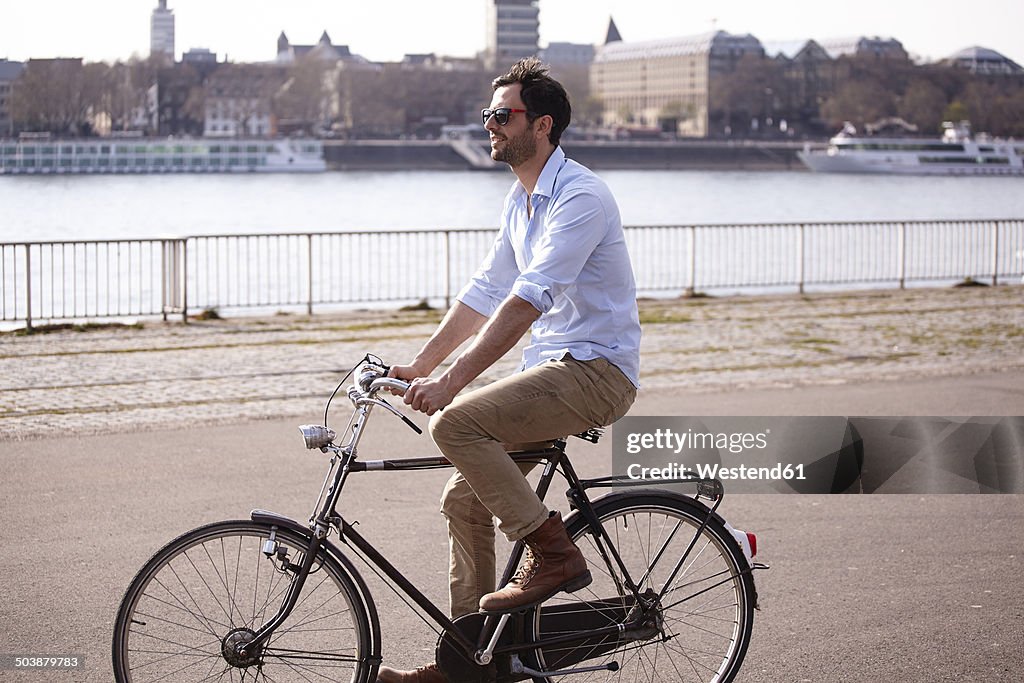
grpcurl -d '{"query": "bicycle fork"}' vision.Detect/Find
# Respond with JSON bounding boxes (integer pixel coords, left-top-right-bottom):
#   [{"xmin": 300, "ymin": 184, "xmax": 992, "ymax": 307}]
[{"xmin": 233, "ymin": 526, "xmax": 327, "ymax": 661}]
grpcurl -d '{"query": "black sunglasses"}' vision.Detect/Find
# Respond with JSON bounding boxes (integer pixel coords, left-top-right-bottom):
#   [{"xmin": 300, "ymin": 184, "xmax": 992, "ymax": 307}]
[{"xmin": 481, "ymin": 107, "xmax": 530, "ymax": 126}]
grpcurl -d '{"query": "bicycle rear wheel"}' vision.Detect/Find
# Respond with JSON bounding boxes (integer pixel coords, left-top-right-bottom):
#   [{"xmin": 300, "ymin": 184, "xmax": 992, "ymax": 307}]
[
  {"xmin": 112, "ymin": 520, "xmax": 372, "ymax": 682},
  {"xmin": 532, "ymin": 492, "xmax": 756, "ymax": 682}
]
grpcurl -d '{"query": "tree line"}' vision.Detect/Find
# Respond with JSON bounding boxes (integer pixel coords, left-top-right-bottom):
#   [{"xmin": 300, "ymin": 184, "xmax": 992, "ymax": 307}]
[
  {"xmin": 710, "ymin": 54, "xmax": 1024, "ymax": 138},
  {"xmin": 8, "ymin": 53, "xmax": 1024, "ymax": 139}
]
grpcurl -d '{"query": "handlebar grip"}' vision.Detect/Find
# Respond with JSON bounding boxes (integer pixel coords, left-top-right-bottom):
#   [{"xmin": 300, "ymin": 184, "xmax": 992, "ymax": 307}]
[{"xmin": 369, "ymin": 377, "xmax": 411, "ymax": 394}]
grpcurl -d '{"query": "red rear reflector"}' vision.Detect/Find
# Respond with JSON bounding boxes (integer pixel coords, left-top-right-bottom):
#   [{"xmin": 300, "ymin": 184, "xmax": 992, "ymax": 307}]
[{"xmin": 746, "ymin": 532, "xmax": 757, "ymax": 558}]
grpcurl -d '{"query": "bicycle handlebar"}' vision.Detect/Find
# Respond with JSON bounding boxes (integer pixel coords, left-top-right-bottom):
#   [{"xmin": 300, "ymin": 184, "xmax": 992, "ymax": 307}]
[{"xmin": 369, "ymin": 377, "xmax": 411, "ymax": 395}]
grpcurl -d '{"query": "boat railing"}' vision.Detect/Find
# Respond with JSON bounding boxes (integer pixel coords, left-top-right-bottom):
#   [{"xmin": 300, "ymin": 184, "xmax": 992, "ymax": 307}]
[{"xmin": 2, "ymin": 219, "xmax": 1022, "ymax": 328}]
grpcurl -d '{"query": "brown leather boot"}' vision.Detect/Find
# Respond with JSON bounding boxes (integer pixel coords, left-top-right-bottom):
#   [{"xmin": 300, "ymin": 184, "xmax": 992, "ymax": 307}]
[
  {"xmin": 478, "ymin": 511, "xmax": 591, "ymax": 612},
  {"xmin": 376, "ymin": 663, "xmax": 446, "ymax": 683}
]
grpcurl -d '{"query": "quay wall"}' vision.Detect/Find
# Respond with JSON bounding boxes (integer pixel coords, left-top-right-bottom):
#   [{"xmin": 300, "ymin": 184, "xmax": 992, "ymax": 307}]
[{"xmin": 324, "ymin": 139, "xmax": 804, "ymax": 172}]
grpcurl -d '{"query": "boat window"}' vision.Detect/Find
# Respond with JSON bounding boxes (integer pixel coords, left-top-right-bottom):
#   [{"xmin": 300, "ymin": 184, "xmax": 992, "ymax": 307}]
[{"xmin": 920, "ymin": 156, "xmax": 984, "ymax": 164}]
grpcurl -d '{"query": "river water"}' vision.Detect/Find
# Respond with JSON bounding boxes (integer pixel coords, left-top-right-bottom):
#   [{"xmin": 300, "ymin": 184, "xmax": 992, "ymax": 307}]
[{"xmin": 3, "ymin": 169, "xmax": 1024, "ymax": 242}]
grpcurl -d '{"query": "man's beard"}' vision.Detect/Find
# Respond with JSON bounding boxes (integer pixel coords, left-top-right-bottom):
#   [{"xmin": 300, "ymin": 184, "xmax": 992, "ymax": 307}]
[{"xmin": 491, "ymin": 127, "xmax": 537, "ymax": 167}]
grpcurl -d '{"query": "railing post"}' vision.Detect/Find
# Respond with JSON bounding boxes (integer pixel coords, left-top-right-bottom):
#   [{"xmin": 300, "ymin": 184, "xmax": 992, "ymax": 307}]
[
  {"xmin": 444, "ymin": 230, "xmax": 452, "ymax": 309},
  {"xmin": 686, "ymin": 226, "xmax": 696, "ymax": 297},
  {"xmin": 992, "ymin": 220, "xmax": 1000, "ymax": 286},
  {"xmin": 24, "ymin": 244, "xmax": 32, "ymax": 331},
  {"xmin": 161, "ymin": 240, "xmax": 169, "ymax": 321},
  {"xmin": 181, "ymin": 239, "xmax": 189, "ymax": 323},
  {"xmin": 897, "ymin": 222, "xmax": 906, "ymax": 289},
  {"xmin": 306, "ymin": 233, "xmax": 314, "ymax": 316},
  {"xmin": 797, "ymin": 224, "xmax": 805, "ymax": 295}
]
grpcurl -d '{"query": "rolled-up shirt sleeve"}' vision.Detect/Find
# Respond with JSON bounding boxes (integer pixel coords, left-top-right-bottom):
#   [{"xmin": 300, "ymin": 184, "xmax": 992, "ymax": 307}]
[
  {"xmin": 510, "ymin": 190, "xmax": 608, "ymax": 314},
  {"xmin": 456, "ymin": 224, "xmax": 520, "ymax": 317}
]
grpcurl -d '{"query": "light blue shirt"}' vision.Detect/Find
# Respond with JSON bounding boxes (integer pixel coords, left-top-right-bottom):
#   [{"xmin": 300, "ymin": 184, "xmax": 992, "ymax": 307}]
[{"xmin": 457, "ymin": 146, "xmax": 641, "ymax": 387}]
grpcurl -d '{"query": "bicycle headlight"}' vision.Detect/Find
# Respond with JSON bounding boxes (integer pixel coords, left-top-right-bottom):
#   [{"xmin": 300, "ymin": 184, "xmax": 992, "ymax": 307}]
[{"xmin": 299, "ymin": 424, "xmax": 336, "ymax": 450}]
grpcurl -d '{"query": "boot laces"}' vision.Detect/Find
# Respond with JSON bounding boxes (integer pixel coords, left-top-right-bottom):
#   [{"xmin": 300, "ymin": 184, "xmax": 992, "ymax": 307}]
[{"xmin": 511, "ymin": 545, "xmax": 543, "ymax": 586}]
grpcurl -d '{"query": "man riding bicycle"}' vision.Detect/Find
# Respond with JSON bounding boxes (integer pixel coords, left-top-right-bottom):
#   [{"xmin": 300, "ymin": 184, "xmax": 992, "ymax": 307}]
[{"xmin": 380, "ymin": 57, "xmax": 641, "ymax": 683}]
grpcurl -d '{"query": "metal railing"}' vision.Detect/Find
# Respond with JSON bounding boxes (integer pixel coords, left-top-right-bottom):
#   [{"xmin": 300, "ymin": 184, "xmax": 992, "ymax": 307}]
[{"xmin": 3, "ymin": 219, "xmax": 1022, "ymax": 328}]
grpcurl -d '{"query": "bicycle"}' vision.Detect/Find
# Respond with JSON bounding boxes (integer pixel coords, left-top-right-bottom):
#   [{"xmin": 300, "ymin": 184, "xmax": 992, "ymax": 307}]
[{"xmin": 113, "ymin": 354, "xmax": 766, "ymax": 682}]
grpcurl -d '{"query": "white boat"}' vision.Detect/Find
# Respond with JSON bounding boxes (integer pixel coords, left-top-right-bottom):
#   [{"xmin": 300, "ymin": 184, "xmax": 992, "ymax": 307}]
[
  {"xmin": 0, "ymin": 136, "xmax": 326, "ymax": 175},
  {"xmin": 798, "ymin": 121, "xmax": 1024, "ymax": 176}
]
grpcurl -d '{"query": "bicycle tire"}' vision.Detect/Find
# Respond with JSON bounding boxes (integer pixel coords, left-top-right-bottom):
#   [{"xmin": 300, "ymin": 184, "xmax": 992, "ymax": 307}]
[
  {"xmin": 531, "ymin": 492, "xmax": 756, "ymax": 682},
  {"xmin": 112, "ymin": 520, "xmax": 373, "ymax": 682}
]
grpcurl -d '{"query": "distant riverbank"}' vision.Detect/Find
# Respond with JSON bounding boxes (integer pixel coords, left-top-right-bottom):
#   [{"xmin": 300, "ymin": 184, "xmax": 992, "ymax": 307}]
[{"xmin": 324, "ymin": 138, "xmax": 805, "ymax": 171}]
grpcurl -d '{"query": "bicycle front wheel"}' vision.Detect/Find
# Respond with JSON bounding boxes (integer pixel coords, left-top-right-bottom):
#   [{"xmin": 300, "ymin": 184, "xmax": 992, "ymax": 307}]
[
  {"xmin": 532, "ymin": 492, "xmax": 756, "ymax": 682},
  {"xmin": 112, "ymin": 520, "xmax": 372, "ymax": 682}
]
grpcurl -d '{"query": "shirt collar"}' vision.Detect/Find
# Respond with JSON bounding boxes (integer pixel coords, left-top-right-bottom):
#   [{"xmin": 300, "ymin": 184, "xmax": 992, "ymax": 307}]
[
  {"xmin": 533, "ymin": 146, "xmax": 565, "ymax": 200},
  {"xmin": 514, "ymin": 146, "xmax": 565, "ymax": 203}
]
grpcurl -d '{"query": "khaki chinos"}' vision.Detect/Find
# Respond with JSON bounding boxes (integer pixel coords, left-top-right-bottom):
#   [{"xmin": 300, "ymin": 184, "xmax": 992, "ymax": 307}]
[{"xmin": 430, "ymin": 355, "xmax": 636, "ymax": 618}]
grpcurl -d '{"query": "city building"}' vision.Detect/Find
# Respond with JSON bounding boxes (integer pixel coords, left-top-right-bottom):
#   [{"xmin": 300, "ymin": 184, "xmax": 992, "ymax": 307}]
[
  {"xmin": 943, "ymin": 46, "xmax": 1024, "ymax": 76},
  {"xmin": 276, "ymin": 31, "xmax": 365, "ymax": 65},
  {"xmin": 817, "ymin": 36, "xmax": 908, "ymax": 61},
  {"xmin": 182, "ymin": 48, "xmax": 217, "ymax": 66},
  {"xmin": 591, "ymin": 28, "xmax": 764, "ymax": 136},
  {"xmin": 486, "ymin": 0, "xmax": 539, "ymax": 70},
  {"xmin": 150, "ymin": 0, "xmax": 176, "ymax": 61},
  {"xmin": 203, "ymin": 64, "xmax": 288, "ymax": 137},
  {"xmin": 540, "ymin": 42, "xmax": 596, "ymax": 66},
  {"xmin": 0, "ymin": 59, "xmax": 25, "ymax": 137}
]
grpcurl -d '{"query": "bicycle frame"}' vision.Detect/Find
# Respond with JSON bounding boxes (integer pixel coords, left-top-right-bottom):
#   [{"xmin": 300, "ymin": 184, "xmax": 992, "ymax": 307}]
[{"xmin": 236, "ymin": 386, "xmax": 731, "ymax": 671}]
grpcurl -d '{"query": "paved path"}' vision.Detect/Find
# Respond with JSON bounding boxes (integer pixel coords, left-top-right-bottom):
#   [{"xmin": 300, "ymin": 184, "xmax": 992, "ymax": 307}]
[
  {"xmin": 1, "ymin": 379, "xmax": 1022, "ymax": 682},
  {"xmin": 1, "ymin": 285, "xmax": 1022, "ymax": 681}
]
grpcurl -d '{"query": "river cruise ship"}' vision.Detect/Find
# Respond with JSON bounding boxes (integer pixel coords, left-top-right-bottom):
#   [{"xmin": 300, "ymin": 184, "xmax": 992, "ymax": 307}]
[
  {"xmin": 0, "ymin": 137, "xmax": 325, "ymax": 174},
  {"xmin": 798, "ymin": 121, "xmax": 1024, "ymax": 176}
]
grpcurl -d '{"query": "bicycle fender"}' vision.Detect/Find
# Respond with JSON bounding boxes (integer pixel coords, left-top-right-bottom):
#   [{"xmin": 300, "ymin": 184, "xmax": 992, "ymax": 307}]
[{"xmin": 563, "ymin": 489, "xmax": 729, "ymax": 529}]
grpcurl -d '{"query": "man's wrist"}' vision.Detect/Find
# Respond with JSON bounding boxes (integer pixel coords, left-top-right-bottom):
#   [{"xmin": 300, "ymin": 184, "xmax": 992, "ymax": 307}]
[{"xmin": 438, "ymin": 365, "xmax": 471, "ymax": 396}]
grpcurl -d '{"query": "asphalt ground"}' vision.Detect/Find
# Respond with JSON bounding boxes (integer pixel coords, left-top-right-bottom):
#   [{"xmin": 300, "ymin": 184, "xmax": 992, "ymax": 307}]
[{"xmin": 1, "ymin": 373, "xmax": 1023, "ymax": 682}]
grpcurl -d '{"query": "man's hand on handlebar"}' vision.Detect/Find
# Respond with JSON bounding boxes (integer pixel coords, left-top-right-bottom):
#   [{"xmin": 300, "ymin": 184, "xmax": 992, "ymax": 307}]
[
  {"xmin": 387, "ymin": 363, "xmax": 457, "ymax": 415},
  {"xmin": 402, "ymin": 375, "xmax": 457, "ymax": 416}
]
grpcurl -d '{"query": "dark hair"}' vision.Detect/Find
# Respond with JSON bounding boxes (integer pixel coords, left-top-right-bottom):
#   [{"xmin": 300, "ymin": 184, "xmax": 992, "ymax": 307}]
[{"xmin": 492, "ymin": 57, "xmax": 571, "ymax": 146}]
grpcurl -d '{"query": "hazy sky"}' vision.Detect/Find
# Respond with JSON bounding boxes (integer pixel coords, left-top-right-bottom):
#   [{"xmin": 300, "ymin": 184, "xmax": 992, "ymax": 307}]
[{"xmin": 3, "ymin": 0, "xmax": 1022, "ymax": 67}]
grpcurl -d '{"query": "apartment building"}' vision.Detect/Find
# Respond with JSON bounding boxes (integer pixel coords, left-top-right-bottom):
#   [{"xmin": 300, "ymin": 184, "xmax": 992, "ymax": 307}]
[{"xmin": 592, "ymin": 30, "xmax": 764, "ymax": 136}]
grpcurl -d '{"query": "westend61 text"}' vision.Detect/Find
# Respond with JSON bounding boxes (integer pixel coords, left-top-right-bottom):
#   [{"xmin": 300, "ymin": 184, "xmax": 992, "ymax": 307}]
[{"xmin": 627, "ymin": 462, "xmax": 807, "ymax": 481}]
